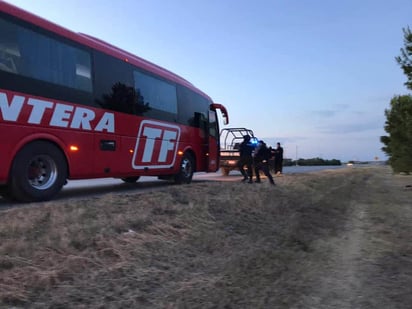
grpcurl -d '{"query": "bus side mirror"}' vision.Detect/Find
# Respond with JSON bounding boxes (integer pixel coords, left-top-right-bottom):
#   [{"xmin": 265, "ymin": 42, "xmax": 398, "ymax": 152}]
[
  {"xmin": 210, "ymin": 103, "xmax": 229, "ymax": 125},
  {"xmin": 222, "ymin": 114, "xmax": 228, "ymax": 125}
]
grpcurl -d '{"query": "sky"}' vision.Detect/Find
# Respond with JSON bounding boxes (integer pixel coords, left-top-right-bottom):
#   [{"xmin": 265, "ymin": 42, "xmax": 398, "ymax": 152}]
[{"xmin": 5, "ymin": 0, "xmax": 412, "ymax": 162}]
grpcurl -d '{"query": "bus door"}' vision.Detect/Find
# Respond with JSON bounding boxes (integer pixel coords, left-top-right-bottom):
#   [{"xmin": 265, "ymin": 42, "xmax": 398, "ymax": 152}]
[
  {"xmin": 209, "ymin": 103, "xmax": 229, "ymax": 172},
  {"xmin": 207, "ymin": 110, "xmax": 219, "ymax": 172}
]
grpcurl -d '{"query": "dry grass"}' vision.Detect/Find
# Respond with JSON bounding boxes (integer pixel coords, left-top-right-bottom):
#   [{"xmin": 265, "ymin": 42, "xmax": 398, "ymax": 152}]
[{"xmin": 0, "ymin": 166, "xmax": 411, "ymax": 308}]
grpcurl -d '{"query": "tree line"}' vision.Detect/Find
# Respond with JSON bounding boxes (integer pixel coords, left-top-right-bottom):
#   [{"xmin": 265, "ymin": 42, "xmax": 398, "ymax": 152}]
[
  {"xmin": 282, "ymin": 158, "xmax": 342, "ymax": 166},
  {"xmin": 381, "ymin": 27, "xmax": 412, "ymax": 173}
]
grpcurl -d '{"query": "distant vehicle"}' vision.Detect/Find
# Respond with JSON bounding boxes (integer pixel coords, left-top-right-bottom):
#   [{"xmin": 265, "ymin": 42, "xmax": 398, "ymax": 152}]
[
  {"xmin": 0, "ymin": 2, "xmax": 229, "ymax": 202},
  {"xmin": 219, "ymin": 128, "xmax": 258, "ymax": 176}
]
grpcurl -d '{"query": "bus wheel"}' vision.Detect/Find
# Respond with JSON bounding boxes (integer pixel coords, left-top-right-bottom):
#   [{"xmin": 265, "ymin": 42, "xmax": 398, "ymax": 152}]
[
  {"xmin": 121, "ymin": 176, "xmax": 140, "ymax": 183},
  {"xmin": 10, "ymin": 141, "xmax": 67, "ymax": 202},
  {"xmin": 174, "ymin": 152, "xmax": 194, "ymax": 184}
]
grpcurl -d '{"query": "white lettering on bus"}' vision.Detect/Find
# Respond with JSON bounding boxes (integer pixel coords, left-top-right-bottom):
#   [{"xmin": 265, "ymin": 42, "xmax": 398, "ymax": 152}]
[
  {"xmin": 70, "ymin": 107, "xmax": 94, "ymax": 130},
  {"xmin": 50, "ymin": 103, "xmax": 74, "ymax": 127},
  {"xmin": 0, "ymin": 91, "xmax": 115, "ymax": 133},
  {"xmin": 0, "ymin": 93, "xmax": 24, "ymax": 121},
  {"xmin": 27, "ymin": 99, "xmax": 53, "ymax": 124},
  {"xmin": 141, "ymin": 127, "xmax": 162, "ymax": 162},
  {"xmin": 94, "ymin": 113, "xmax": 115, "ymax": 132},
  {"xmin": 132, "ymin": 120, "xmax": 181, "ymax": 169},
  {"xmin": 158, "ymin": 130, "xmax": 177, "ymax": 162},
  {"xmin": 141, "ymin": 127, "xmax": 178, "ymax": 163}
]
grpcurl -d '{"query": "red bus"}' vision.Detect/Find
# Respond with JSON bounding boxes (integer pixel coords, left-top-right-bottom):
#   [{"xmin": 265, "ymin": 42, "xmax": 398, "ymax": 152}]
[{"xmin": 0, "ymin": 1, "xmax": 229, "ymax": 202}]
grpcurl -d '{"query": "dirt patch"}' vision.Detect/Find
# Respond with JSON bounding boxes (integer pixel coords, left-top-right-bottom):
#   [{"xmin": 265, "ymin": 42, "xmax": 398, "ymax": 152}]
[{"xmin": 0, "ymin": 166, "xmax": 411, "ymax": 308}]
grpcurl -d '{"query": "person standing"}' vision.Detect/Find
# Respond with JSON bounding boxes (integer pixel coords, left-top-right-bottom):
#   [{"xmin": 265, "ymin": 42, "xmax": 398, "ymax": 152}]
[
  {"xmin": 254, "ymin": 140, "xmax": 275, "ymax": 185},
  {"xmin": 237, "ymin": 135, "xmax": 254, "ymax": 183},
  {"xmin": 274, "ymin": 142, "xmax": 284, "ymax": 175},
  {"xmin": 268, "ymin": 145, "xmax": 276, "ymax": 172}
]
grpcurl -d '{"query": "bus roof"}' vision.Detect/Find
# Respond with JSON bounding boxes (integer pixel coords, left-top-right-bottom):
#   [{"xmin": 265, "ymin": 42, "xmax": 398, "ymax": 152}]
[{"xmin": 0, "ymin": 0, "xmax": 212, "ymax": 100}]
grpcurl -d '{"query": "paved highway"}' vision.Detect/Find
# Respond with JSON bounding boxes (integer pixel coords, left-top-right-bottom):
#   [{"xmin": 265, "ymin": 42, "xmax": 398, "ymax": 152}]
[
  {"xmin": 0, "ymin": 165, "xmax": 347, "ymax": 208},
  {"xmin": 0, "ymin": 171, "xmax": 242, "ymax": 208}
]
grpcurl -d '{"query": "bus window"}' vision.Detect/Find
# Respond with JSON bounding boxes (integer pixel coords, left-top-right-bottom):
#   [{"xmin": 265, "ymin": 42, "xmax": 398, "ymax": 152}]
[
  {"xmin": 0, "ymin": 18, "xmax": 20, "ymax": 74},
  {"xmin": 0, "ymin": 16, "xmax": 92, "ymax": 92},
  {"xmin": 192, "ymin": 112, "xmax": 208, "ymax": 138},
  {"xmin": 96, "ymin": 82, "xmax": 151, "ymax": 115},
  {"xmin": 133, "ymin": 70, "xmax": 177, "ymax": 114},
  {"xmin": 208, "ymin": 110, "xmax": 218, "ymax": 139},
  {"xmin": 176, "ymin": 85, "xmax": 209, "ymax": 128}
]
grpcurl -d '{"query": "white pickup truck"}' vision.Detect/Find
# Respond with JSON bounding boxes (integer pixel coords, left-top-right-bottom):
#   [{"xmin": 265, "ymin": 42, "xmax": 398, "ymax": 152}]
[{"xmin": 219, "ymin": 128, "xmax": 259, "ymax": 176}]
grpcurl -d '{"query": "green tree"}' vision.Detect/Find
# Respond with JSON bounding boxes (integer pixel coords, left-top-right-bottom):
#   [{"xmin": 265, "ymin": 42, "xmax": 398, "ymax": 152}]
[
  {"xmin": 396, "ymin": 27, "xmax": 412, "ymax": 90},
  {"xmin": 380, "ymin": 95, "xmax": 412, "ymax": 173}
]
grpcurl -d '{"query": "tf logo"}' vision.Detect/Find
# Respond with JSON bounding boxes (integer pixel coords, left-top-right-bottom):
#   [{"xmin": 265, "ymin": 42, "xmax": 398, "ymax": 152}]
[{"xmin": 132, "ymin": 120, "xmax": 181, "ymax": 169}]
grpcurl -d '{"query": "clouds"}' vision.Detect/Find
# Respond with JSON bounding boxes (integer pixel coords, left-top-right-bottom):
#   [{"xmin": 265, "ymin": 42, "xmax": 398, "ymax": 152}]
[
  {"xmin": 315, "ymin": 121, "xmax": 382, "ymax": 135},
  {"xmin": 257, "ymin": 101, "xmax": 389, "ymax": 161},
  {"xmin": 301, "ymin": 98, "xmax": 386, "ymax": 135}
]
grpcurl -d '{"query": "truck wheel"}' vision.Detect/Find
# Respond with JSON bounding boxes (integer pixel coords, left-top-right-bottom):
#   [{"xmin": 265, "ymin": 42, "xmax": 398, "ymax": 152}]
[
  {"xmin": 9, "ymin": 141, "xmax": 67, "ymax": 202},
  {"xmin": 221, "ymin": 168, "xmax": 230, "ymax": 176},
  {"xmin": 121, "ymin": 176, "xmax": 140, "ymax": 183},
  {"xmin": 174, "ymin": 152, "xmax": 194, "ymax": 184}
]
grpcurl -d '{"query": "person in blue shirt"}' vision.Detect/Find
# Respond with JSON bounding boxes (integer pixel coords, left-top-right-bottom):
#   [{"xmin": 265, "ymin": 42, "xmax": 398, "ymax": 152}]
[
  {"xmin": 237, "ymin": 135, "xmax": 254, "ymax": 183},
  {"xmin": 253, "ymin": 140, "xmax": 275, "ymax": 185}
]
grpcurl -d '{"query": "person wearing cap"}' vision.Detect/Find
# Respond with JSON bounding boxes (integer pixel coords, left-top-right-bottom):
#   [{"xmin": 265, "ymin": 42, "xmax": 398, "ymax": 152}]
[
  {"xmin": 253, "ymin": 140, "xmax": 275, "ymax": 185},
  {"xmin": 237, "ymin": 135, "xmax": 254, "ymax": 183}
]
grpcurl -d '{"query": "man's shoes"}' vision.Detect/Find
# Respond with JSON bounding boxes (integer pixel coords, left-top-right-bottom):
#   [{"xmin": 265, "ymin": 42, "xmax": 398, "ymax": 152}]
[
  {"xmin": 270, "ymin": 181, "xmax": 276, "ymax": 186},
  {"xmin": 248, "ymin": 179, "xmax": 253, "ymax": 183},
  {"xmin": 255, "ymin": 180, "xmax": 261, "ymax": 183},
  {"xmin": 241, "ymin": 178, "xmax": 248, "ymax": 182}
]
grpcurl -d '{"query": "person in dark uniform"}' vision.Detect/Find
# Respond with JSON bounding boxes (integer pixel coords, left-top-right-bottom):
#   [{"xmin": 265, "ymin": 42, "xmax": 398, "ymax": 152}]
[
  {"xmin": 268, "ymin": 145, "xmax": 276, "ymax": 172},
  {"xmin": 254, "ymin": 140, "xmax": 275, "ymax": 185},
  {"xmin": 237, "ymin": 135, "xmax": 254, "ymax": 183},
  {"xmin": 274, "ymin": 142, "xmax": 284, "ymax": 175}
]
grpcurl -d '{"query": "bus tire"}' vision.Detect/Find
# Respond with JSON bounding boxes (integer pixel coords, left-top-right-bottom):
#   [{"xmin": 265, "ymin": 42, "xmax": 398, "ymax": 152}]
[
  {"xmin": 121, "ymin": 176, "xmax": 140, "ymax": 183},
  {"xmin": 9, "ymin": 141, "xmax": 68, "ymax": 202},
  {"xmin": 174, "ymin": 152, "xmax": 194, "ymax": 184}
]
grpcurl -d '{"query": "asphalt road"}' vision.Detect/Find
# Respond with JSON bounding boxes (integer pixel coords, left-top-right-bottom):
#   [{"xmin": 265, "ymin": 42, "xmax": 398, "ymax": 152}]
[
  {"xmin": 59, "ymin": 170, "xmax": 243, "ymax": 199},
  {"xmin": 0, "ymin": 171, "xmax": 241, "ymax": 209},
  {"xmin": 0, "ymin": 165, "xmax": 347, "ymax": 208}
]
